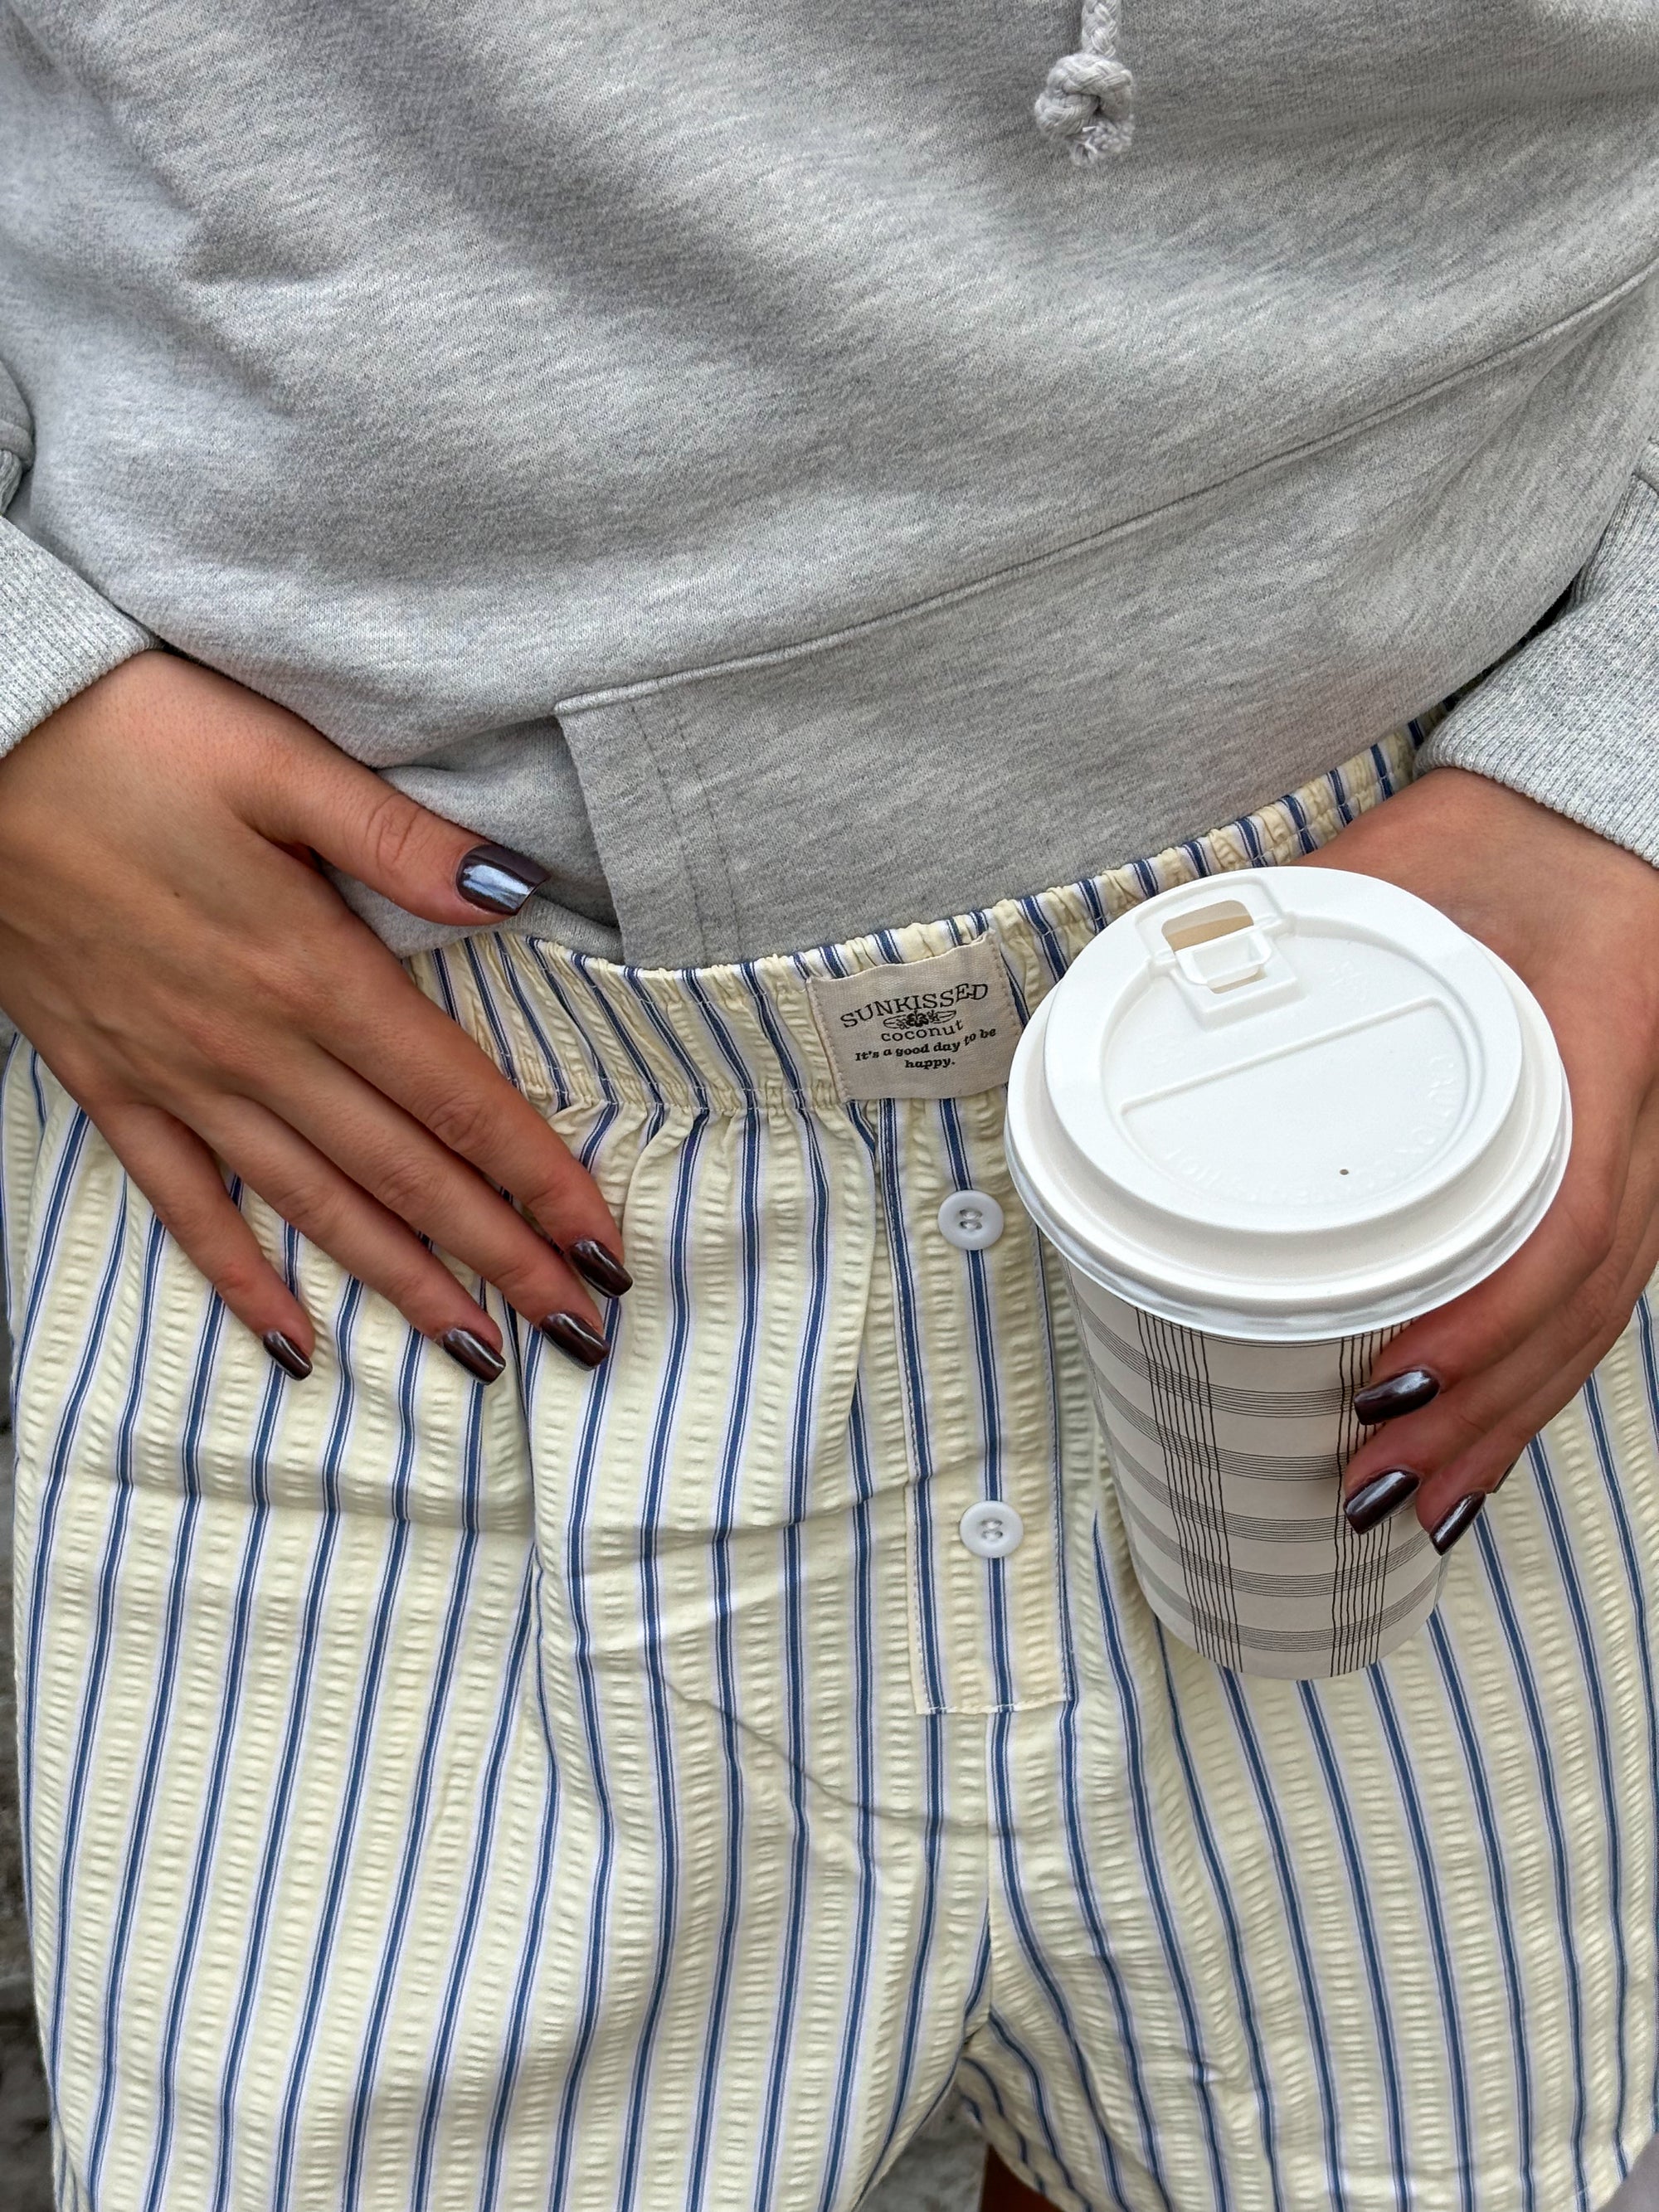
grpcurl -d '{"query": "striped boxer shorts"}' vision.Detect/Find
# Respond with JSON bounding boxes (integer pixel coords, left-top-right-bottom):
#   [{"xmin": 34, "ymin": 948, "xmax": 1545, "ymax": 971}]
[{"xmin": 7, "ymin": 722, "xmax": 1659, "ymax": 2212}]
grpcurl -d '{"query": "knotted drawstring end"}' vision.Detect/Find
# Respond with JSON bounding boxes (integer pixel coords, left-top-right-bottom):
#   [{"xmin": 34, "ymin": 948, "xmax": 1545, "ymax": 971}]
[{"xmin": 1035, "ymin": 0, "xmax": 1136, "ymax": 165}]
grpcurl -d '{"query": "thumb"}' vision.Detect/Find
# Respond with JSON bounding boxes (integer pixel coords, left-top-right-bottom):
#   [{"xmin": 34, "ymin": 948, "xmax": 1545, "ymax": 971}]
[{"xmin": 262, "ymin": 738, "xmax": 549, "ymax": 929}]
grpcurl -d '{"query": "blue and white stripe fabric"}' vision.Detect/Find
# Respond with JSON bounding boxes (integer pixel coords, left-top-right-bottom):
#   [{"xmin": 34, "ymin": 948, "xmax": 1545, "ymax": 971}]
[{"xmin": 7, "ymin": 722, "xmax": 1658, "ymax": 2210}]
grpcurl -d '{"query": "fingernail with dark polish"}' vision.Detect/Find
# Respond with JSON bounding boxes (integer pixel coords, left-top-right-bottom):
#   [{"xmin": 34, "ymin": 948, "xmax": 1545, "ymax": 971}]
[
  {"xmin": 1352, "ymin": 1367, "xmax": 1440, "ymax": 1425},
  {"xmin": 262, "ymin": 1330, "xmax": 313, "ymax": 1380},
  {"xmin": 567, "ymin": 1239, "xmax": 633, "ymax": 1298},
  {"xmin": 455, "ymin": 843, "xmax": 549, "ymax": 917},
  {"xmin": 1430, "ymin": 1492, "xmax": 1486, "ymax": 1555},
  {"xmin": 1343, "ymin": 1466, "xmax": 1419, "ymax": 1534},
  {"xmin": 542, "ymin": 1312, "xmax": 609, "ymax": 1369},
  {"xmin": 439, "ymin": 1328, "xmax": 506, "ymax": 1383}
]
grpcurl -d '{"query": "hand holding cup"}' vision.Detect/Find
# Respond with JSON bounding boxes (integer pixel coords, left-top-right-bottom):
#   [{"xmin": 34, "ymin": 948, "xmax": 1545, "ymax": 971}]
[{"xmin": 1307, "ymin": 769, "xmax": 1659, "ymax": 1547}]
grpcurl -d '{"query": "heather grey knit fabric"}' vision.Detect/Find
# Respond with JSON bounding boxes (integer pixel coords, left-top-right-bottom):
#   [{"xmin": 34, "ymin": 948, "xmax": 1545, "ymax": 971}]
[
  {"xmin": 0, "ymin": 447, "xmax": 149, "ymax": 764},
  {"xmin": 1418, "ymin": 440, "xmax": 1659, "ymax": 846},
  {"xmin": 0, "ymin": 2, "xmax": 1656, "ymax": 965}
]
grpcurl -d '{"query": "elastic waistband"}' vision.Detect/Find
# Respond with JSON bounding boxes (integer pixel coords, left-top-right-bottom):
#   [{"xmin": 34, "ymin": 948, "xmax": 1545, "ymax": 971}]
[{"xmin": 411, "ymin": 726, "xmax": 1428, "ymax": 1111}]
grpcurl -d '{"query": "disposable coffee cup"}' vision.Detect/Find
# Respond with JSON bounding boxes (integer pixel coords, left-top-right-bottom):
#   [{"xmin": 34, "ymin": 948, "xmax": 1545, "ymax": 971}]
[{"xmin": 1005, "ymin": 867, "xmax": 1569, "ymax": 1679}]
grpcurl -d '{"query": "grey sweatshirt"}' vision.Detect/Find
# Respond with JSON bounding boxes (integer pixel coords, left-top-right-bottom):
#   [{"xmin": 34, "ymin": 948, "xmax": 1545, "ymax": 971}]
[{"xmin": 1, "ymin": 2, "xmax": 1656, "ymax": 967}]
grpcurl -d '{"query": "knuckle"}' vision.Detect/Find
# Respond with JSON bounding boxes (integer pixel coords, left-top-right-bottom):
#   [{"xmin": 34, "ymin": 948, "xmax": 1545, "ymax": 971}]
[
  {"xmin": 485, "ymin": 1238, "xmax": 557, "ymax": 1306},
  {"xmin": 422, "ymin": 1086, "xmax": 503, "ymax": 1162},
  {"xmin": 270, "ymin": 1175, "xmax": 344, "ymax": 1247},
  {"xmin": 62, "ymin": 1065, "xmax": 124, "ymax": 1121},
  {"xmin": 490, "ymin": 1242, "xmax": 578, "ymax": 1321},
  {"xmin": 345, "ymin": 1242, "xmax": 446, "ymax": 1327},
  {"xmin": 1476, "ymin": 1410, "xmax": 1532, "ymax": 1471},
  {"xmin": 520, "ymin": 1152, "xmax": 591, "ymax": 1230},
  {"xmin": 372, "ymin": 1151, "xmax": 444, "ymax": 1225},
  {"xmin": 1443, "ymin": 1396, "xmax": 1487, "ymax": 1446},
  {"xmin": 1574, "ymin": 1272, "xmax": 1632, "ymax": 1353},
  {"xmin": 1437, "ymin": 1398, "xmax": 1494, "ymax": 1461},
  {"xmin": 523, "ymin": 1178, "xmax": 582, "ymax": 1238},
  {"xmin": 358, "ymin": 790, "xmax": 426, "ymax": 884},
  {"xmin": 209, "ymin": 1252, "xmax": 273, "ymax": 1308},
  {"xmin": 147, "ymin": 1189, "xmax": 216, "ymax": 1249},
  {"xmin": 1564, "ymin": 1191, "xmax": 1621, "ymax": 1279}
]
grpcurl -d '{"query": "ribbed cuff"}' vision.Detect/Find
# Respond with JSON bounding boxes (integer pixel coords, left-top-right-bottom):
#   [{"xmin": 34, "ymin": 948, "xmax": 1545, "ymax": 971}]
[
  {"xmin": 1418, "ymin": 459, "xmax": 1659, "ymax": 867},
  {"xmin": 0, "ymin": 455, "xmax": 153, "ymax": 757}
]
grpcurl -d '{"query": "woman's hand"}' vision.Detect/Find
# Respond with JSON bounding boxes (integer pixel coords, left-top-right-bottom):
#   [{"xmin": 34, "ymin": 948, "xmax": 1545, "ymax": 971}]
[
  {"xmin": 0, "ymin": 654, "xmax": 625, "ymax": 1382},
  {"xmin": 1306, "ymin": 768, "xmax": 1659, "ymax": 1551}
]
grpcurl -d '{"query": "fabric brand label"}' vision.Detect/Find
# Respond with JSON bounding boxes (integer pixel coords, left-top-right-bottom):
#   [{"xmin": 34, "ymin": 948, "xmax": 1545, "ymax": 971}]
[{"xmin": 804, "ymin": 936, "xmax": 1024, "ymax": 1102}]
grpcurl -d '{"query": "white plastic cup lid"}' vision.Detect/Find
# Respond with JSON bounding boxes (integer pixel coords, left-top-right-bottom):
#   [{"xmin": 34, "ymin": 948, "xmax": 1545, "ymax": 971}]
[{"xmin": 1005, "ymin": 868, "xmax": 1570, "ymax": 1340}]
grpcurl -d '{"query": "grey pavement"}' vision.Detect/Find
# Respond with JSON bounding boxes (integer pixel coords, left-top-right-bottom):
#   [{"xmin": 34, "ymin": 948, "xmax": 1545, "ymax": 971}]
[{"xmin": 868, "ymin": 2115, "xmax": 985, "ymax": 2212}]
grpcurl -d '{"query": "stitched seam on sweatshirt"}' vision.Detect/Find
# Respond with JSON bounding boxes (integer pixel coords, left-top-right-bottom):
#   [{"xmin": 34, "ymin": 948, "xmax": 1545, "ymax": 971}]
[
  {"xmin": 624, "ymin": 698, "xmax": 734, "ymax": 962},
  {"xmin": 660, "ymin": 694, "xmax": 744, "ymax": 955},
  {"xmin": 558, "ymin": 253, "xmax": 1659, "ymax": 715}
]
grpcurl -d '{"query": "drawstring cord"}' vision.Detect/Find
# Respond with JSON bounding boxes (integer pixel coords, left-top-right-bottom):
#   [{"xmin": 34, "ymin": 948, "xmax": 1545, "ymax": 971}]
[{"xmin": 1034, "ymin": 0, "xmax": 1136, "ymax": 164}]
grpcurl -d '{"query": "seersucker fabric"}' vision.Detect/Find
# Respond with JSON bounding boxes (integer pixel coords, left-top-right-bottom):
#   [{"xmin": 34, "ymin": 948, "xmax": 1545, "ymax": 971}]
[{"xmin": 7, "ymin": 722, "xmax": 1659, "ymax": 2209}]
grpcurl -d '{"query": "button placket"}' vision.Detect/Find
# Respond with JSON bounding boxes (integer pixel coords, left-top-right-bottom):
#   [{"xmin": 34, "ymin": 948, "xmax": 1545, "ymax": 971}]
[{"xmin": 929, "ymin": 1112, "xmax": 1067, "ymax": 1711}]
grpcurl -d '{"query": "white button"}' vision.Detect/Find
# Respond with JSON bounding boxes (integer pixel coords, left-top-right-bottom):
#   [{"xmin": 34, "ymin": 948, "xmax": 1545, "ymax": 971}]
[
  {"xmin": 937, "ymin": 1189, "xmax": 1005, "ymax": 1251},
  {"xmin": 959, "ymin": 1500, "xmax": 1025, "ymax": 1558}
]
